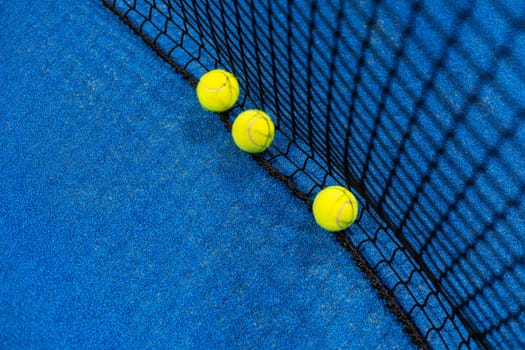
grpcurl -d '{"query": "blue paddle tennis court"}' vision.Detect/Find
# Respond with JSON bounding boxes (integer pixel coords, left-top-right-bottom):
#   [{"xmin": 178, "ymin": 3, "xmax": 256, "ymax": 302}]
[{"xmin": 1, "ymin": 1, "xmax": 523, "ymax": 349}]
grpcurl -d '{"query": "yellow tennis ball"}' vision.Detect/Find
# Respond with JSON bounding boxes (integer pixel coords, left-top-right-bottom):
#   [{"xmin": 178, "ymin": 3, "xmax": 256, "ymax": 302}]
[
  {"xmin": 231, "ymin": 110, "xmax": 275, "ymax": 153},
  {"xmin": 312, "ymin": 186, "xmax": 358, "ymax": 232},
  {"xmin": 196, "ymin": 69, "xmax": 239, "ymax": 112}
]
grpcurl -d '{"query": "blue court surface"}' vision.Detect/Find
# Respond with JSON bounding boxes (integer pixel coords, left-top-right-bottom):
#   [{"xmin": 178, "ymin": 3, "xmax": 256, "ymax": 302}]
[{"xmin": 0, "ymin": 1, "xmax": 418, "ymax": 349}]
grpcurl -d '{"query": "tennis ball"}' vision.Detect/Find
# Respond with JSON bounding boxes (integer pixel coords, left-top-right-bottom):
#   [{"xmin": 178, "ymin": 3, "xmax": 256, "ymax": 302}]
[
  {"xmin": 196, "ymin": 69, "xmax": 239, "ymax": 112},
  {"xmin": 232, "ymin": 110, "xmax": 275, "ymax": 153},
  {"xmin": 312, "ymin": 186, "xmax": 358, "ymax": 232}
]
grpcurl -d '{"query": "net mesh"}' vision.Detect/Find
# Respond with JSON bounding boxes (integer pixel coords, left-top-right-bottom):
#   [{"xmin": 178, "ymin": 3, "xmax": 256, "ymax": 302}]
[{"xmin": 103, "ymin": 0, "xmax": 525, "ymax": 349}]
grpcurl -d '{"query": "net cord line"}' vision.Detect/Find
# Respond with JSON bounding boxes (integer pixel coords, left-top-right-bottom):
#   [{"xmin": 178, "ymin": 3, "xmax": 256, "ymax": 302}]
[
  {"xmin": 105, "ymin": 0, "xmax": 455, "ymax": 348},
  {"xmin": 102, "ymin": 1, "xmax": 429, "ymax": 348}
]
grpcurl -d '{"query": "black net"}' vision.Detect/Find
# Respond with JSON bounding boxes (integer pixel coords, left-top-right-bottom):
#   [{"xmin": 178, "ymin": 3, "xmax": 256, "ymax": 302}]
[{"xmin": 103, "ymin": 0, "xmax": 525, "ymax": 349}]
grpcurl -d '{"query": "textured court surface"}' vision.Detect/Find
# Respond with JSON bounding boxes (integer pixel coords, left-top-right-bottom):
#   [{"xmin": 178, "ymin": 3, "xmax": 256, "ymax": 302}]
[{"xmin": 0, "ymin": 1, "xmax": 416, "ymax": 349}]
